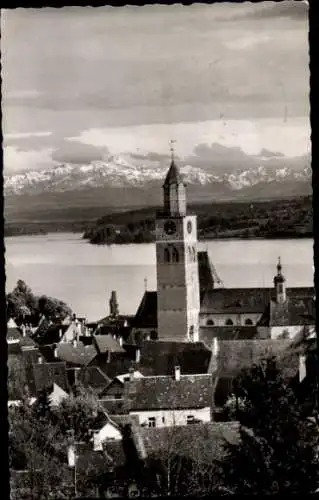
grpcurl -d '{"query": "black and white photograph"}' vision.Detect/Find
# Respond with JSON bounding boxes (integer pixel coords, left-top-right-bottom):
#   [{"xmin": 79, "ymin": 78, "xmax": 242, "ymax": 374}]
[{"xmin": 2, "ymin": 2, "xmax": 316, "ymax": 497}]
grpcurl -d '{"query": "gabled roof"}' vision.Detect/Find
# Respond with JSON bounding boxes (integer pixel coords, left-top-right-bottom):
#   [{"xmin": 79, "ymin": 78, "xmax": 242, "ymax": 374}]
[
  {"xmin": 138, "ymin": 340, "xmax": 211, "ymax": 376},
  {"xmin": 140, "ymin": 421, "xmax": 240, "ymax": 465},
  {"xmin": 258, "ymin": 297, "xmax": 315, "ymax": 327},
  {"xmin": 201, "ymin": 287, "xmax": 314, "ymax": 314},
  {"xmin": 133, "ymin": 291, "xmax": 157, "ymax": 329},
  {"xmin": 94, "ymin": 334, "xmax": 125, "ymax": 355},
  {"xmin": 56, "ymin": 342, "xmax": 98, "ymax": 366},
  {"xmin": 7, "ymin": 318, "xmax": 18, "ymax": 328},
  {"xmin": 199, "ymin": 326, "xmax": 258, "ymax": 345},
  {"xmin": 124, "ymin": 374, "xmax": 214, "ymax": 411}
]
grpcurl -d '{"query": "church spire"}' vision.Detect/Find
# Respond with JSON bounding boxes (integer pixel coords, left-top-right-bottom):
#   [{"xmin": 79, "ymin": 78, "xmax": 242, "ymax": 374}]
[
  {"xmin": 163, "ymin": 140, "xmax": 186, "ymax": 216},
  {"xmin": 274, "ymin": 257, "xmax": 286, "ymax": 304}
]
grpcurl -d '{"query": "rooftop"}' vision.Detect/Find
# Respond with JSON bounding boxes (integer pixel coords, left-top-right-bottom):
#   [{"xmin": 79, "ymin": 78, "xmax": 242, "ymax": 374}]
[
  {"xmin": 258, "ymin": 297, "xmax": 315, "ymax": 327},
  {"xmin": 56, "ymin": 341, "xmax": 98, "ymax": 366},
  {"xmin": 124, "ymin": 373, "xmax": 214, "ymax": 411}
]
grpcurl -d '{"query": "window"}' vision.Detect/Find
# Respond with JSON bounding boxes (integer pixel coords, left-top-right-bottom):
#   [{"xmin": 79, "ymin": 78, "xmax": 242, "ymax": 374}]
[
  {"xmin": 148, "ymin": 417, "xmax": 156, "ymax": 428},
  {"xmin": 225, "ymin": 318, "xmax": 234, "ymax": 326},
  {"xmin": 172, "ymin": 247, "xmax": 179, "ymax": 263},
  {"xmin": 207, "ymin": 319, "xmax": 215, "ymax": 326},
  {"xmin": 164, "ymin": 248, "xmax": 170, "ymax": 263},
  {"xmin": 162, "ymin": 416, "xmax": 165, "ymax": 423},
  {"xmin": 245, "ymin": 318, "xmax": 253, "ymax": 325},
  {"xmin": 187, "ymin": 415, "xmax": 195, "ymax": 425}
]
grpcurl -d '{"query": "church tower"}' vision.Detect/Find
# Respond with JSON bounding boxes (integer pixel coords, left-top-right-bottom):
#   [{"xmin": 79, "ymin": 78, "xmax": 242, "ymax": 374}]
[
  {"xmin": 156, "ymin": 144, "xmax": 200, "ymax": 342},
  {"xmin": 273, "ymin": 257, "xmax": 286, "ymax": 304}
]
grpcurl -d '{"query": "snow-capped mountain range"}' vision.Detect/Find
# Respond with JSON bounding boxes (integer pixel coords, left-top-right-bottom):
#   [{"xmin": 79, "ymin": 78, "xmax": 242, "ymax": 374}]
[{"xmin": 4, "ymin": 153, "xmax": 311, "ymax": 196}]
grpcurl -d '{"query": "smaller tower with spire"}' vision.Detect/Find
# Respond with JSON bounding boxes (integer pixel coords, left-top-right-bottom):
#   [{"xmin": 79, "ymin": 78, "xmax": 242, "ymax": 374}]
[
  {"xmin": 273, "ymin": 257, "xmax": 286, "ymax": 304},
  {"xmin": 163, "ymin": 140, "xmax": 186, "ymax": 217},
  {"xmin": 109, "ymin": 290, "xmax": 119, "ymax": 318}
]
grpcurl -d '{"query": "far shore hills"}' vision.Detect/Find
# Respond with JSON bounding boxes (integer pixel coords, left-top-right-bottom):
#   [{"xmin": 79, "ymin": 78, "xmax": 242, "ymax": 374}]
[{"xmin": 4, "ymin": 195, "xmax": 313, "ymax": 243}]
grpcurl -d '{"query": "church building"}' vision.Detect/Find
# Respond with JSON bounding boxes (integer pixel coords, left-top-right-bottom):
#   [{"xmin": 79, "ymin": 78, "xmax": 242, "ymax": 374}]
[{"xmin": 130, "ymin": 154, "xmax": 314, "ymax": 344}]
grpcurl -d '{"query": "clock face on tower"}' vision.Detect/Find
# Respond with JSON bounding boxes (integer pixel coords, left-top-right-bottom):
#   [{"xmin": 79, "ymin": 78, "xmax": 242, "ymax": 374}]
[
  {"xmin": 187, "ymin": 220, "xmax": 192, "ymax": 234},
  {"xmin": 164, "ymin": 220, "xmax": 177, "ymax": 235}
]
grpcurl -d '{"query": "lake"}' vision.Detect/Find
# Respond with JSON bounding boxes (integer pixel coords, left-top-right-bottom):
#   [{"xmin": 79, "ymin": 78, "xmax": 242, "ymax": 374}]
[{"xmin": 5, "ymin": 233, "xmax": 314, "ymax": 322}]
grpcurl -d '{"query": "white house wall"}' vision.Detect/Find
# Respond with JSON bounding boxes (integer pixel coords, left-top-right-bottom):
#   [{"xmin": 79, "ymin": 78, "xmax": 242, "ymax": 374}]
[{"xmin": 129, "ymin": 407, "xmax": 211, "ymax": 428}]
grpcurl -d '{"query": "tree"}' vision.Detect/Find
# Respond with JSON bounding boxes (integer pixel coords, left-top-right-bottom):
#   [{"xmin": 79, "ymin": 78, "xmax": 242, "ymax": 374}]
[{"xmin": 219, "ymin": 357, "xmax": 319, "ymax": 495}]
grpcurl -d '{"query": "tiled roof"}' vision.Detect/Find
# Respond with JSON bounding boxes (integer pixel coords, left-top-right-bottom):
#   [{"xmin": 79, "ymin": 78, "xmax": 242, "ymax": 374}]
[
  {"xmin": 201, "ymin": 287, "xmax": 314, "ymax": 314},
  {"xmin": 140, "ymin": 421, "xmax": 240, "ymax": 465},
  {"xmin": 8, "ymin": 342, "xmax": 22, "ymax": 355},
  {"xmin": 138, "ymin": 340, "xmax": 212, "ymax": 376},
  {"xmin": 199, "ymin": 326, "xmax": 258, "ymax": 345},
  {"xmin": 32, "ymin": 361, "xmax": 69, "ymax": 394},
  {"xmin": 215, "ymin": 339, "xmax": 292, "ymax": 377},
  {"xmin": 94, "ymin": 325, "xmax": 132, "ymax": 341},
  {"xmin": 99, "ymin": 398, "xmax": 127, "ymax": 415},
  {"xmin": 258, "ymin": 297, "xmax": 315, "ymax": 327},
  {"xmin": 133, "ymin": 291, "xmax": 157, "ymax": 329},
  {"xmin": 77, "ymin": 366, "xmax": 111, "ymax": 390},
  {"xmin": 56, "ymin": 342, "xmax": 98, "ymax": 366},
  {"xmin": 94, "ymin": 334, "xmax": 125, "ymax": 354},
  {"xmin": 124, "ymin": 374, "xmax": 214, "ymax": 411}
]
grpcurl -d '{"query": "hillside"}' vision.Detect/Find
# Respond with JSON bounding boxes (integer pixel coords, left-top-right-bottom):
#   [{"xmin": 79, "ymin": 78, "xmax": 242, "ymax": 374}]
[{"xmin": 83, "ymin": 195, "xmax": 313, "ymax": 245}]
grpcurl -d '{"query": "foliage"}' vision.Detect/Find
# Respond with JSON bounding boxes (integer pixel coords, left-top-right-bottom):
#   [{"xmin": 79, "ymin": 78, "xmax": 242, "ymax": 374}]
[
  {"xmin": 7, "ymin": 355, "xmax": 28, "ymax": 401},
  {"xmin": 219, "ymin": 357, "xmax": 319, "ymax": 495},
  {"xmin": 6, "ymin": 279, "xmax": 72, "ymax": 321}
]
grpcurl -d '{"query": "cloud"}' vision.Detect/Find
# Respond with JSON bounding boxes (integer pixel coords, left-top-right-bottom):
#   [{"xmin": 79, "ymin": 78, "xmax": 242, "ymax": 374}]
[
  {"xmin": 235, "ymin": 1, "xmax": 308, "ymax": 21},
  {"xmin": 51, "ymin": 141, "xmax": 109, "ymax": 164},
  {"xmin": 258, "ymin": 148, "xmax": 285, "ymax": 159},
  {"xmin": 3, "ymin": 146, "xmax": 56, "ymax": 174}
]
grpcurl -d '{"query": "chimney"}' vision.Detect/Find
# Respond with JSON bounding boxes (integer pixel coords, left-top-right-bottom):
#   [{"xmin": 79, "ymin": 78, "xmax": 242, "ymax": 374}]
[
  {"xmin": 59, "ymin": 328, "xmax": 63, "ymax": 339},
  {"xmin": 72, "ymin": 339, "xmax": 77, "ymax": 348},
  {"xmin": 119, "ymin": 336, "xmax": 123, "ymax": 347},
  {"xmin": 109, "ymin": 290, "xmax": 119, "ymax": 318},
  {"xmin": 146, "ymin": 332, "xmax": 150, "ymax": 341},
  {"xmin": 38, "ymin": 356, "xmax": 43, "ymax": 364},
  {"xmin": 129, "ymin": 367, "xmax": 135, "ymax": 382},
  {"xmin": 174, "ymin": 365, "xmax": 181, "ymax": 381},
  {"xmin": 54, "ymin": 347, "xmax": 58, "ymax": 359},
  {"xmin": 22, "ymin": 324, "xmax": 26, "ymax": 337},
  {"xmin": 135, "ymin": 348, "xmax": 141, "ymax": 363},
  {"xmin": 213, "ymin": 337, "xmax": 219, "ymax": 357}
]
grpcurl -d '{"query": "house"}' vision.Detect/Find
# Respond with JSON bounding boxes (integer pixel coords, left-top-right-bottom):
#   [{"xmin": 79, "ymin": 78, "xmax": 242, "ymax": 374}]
[
  {"xmin": 99, "ymin": 370, "xmax": 144, "ymax": 401},
  {"xmin": 123, "ymin": 368, "xmax": 215, "ymax": 428}
]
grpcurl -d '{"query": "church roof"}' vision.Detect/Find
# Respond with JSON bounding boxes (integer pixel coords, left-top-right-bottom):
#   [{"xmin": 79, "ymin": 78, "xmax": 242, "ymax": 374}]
[
  {"xmin": 133, "ymin": 291, "xmax": 157, "ymax": 329},
  {"xmin": 94, "ymin": 334, "xmax": 126, "ymax": 354},
  {"xmin": 163, "ymin": 160, "xmax": 185, "ymax": 186},
  {"xmin": 201, "ymin": 287, "xmax": 314, "ymax": 314}
]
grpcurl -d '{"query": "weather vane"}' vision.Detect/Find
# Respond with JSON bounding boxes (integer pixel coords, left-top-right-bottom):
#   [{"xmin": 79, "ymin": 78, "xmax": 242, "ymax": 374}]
[
  {"xmin": 169, "ymin": 139, "xmax": 176, "ymax": 162},
  {"xmin": 144, "ymin": 277, "xmax": 148, "ymax": 291}
]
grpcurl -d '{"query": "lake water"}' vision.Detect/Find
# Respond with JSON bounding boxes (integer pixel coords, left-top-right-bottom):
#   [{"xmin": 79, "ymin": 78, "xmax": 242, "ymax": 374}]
[{"xmin": 4, "ymin": 233, "xmax": 314, "ymax": 322}]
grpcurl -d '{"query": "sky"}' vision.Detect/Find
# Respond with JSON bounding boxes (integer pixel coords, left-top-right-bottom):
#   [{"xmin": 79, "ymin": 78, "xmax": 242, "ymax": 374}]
[{"xmin": 1, "ymin": 2, "xmax": 310, "ymax": 174}]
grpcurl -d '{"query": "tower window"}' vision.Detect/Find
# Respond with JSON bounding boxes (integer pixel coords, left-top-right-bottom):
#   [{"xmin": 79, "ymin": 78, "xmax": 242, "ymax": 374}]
[
  {"xmin": 278, "ymin": 284, "xmax": 283, "ymax": 294},
  {"xmin": 172, "ymin": 247, "xmax": 179, "ymax": 263},
  {"xmin": 164, "ymin": 247, "xmax": 170, "ymax": 263},
  {"xmin": 189, "ymin": 325, "xmax": 194, "ymax": 341},
  {"xmin": 225, "ymin": 319, "xmax": 234, "ymax": 326},
  {"xmin": 148, "ymin": 417, "xmax": 156, "ymax": 428},
  {"xmin": 188, "ymin": 247, "xmax": 192, "ymax": 261},
  {"xmin": 207, "ymin": 319, "xmax": 215, "ymax": 326},
  {"xmin": 245, "ymin": 318, "xmax": 253, "ymax": 325},
  {"xmin": 192, "ymin": 247, "xmax": 196, "ymax": 262}
]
